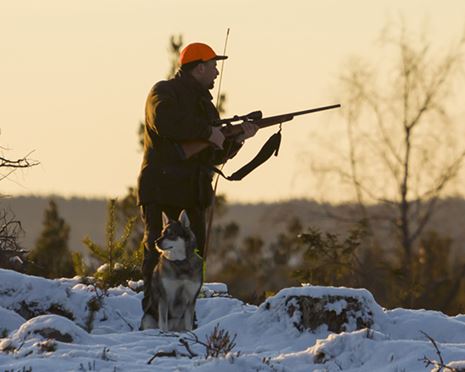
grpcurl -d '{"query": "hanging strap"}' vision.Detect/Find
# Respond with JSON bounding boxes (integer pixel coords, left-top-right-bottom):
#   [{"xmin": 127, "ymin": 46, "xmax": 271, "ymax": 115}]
[{"xmin": 211, "ymin": 128, "xmax": 282, "ymax": 181}]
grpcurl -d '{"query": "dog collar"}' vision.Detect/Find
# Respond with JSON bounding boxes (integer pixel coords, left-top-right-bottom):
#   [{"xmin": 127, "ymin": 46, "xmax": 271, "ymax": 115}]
[{"xmin": 193, "ymin": 246, "xmax": 203, "ymax": 260}]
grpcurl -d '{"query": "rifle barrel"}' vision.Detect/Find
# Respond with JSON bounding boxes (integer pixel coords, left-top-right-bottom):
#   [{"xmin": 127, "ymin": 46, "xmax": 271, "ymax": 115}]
[
  {"xmin": 278, "ymin": 104, "xmax": 341, "ymax": 118},
  {"xmin": 255, "ymin": 103, "xmax": 341, "ymax": 129}
]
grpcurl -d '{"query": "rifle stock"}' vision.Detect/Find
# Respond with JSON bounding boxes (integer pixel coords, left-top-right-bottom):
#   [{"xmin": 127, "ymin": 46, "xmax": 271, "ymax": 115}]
[{"xmin": 177, "ymin": 104, "xmax": 341, "ymax": 159}]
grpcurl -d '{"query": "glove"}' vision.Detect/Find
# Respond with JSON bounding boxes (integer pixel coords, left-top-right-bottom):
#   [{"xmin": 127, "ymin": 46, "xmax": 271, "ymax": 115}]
[
  {"xmin": 208, "ymin": 127, "xmax": 225, "ymax": 149},
  {"xmin": 235, "ymin": 122, "xmax": 259, "ymax": 142}
]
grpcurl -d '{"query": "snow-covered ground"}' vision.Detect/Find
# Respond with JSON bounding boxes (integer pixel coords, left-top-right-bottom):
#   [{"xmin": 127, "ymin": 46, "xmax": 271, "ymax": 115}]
[{"xmin": 1, "ymin": 268, "xmax": 465, "ymax": 371}]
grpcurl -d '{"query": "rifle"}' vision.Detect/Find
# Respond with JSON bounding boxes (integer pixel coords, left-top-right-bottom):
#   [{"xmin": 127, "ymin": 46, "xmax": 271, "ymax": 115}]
[{"xmin": 178, "ymin": 103, "xmax": 341, "ymax": 159}]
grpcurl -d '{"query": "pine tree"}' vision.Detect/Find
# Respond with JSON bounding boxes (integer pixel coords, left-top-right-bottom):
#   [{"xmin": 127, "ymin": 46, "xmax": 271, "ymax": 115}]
[
  {"xmin": 83, "ymin": 199, "xmax": 140, "ymax": 288},
  {"xmin": 114, "ymin": 187, "xmax": 143, "ymax": 254},
  {"xmin": 28, "ymin": 200, "xmax": 75, "ymax": 278}
]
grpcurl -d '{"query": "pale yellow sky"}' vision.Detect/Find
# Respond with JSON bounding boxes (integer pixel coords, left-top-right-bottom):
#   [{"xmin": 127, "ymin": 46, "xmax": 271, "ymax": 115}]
[{"xmin": 1, "ymin": 0, "xmax": 464, "ymax": 202}]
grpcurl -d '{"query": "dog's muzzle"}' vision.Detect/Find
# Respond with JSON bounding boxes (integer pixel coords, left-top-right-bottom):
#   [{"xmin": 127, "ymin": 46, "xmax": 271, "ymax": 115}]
[{"xmin": 155, "ymin": 236, "xmax": 173, "ymax": 251}]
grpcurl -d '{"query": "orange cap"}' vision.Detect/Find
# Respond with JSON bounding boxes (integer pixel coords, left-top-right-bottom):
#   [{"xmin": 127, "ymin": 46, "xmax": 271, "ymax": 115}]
[{"xmin": 179, "ymin": 42, "xmax": 228, "ymax": 65}]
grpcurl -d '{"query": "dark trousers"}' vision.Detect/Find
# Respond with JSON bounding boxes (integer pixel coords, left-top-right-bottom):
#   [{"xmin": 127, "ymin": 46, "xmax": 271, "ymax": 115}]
[{"xmin": 140, "ymin": 203, "xmax": 206, "ymax": 315}]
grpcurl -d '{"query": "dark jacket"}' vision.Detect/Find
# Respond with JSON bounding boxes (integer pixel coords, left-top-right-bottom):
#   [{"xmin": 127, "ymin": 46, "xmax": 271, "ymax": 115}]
[{"xmin": 137, "ymin": 71, "xmax": 240, "ymax": 207}]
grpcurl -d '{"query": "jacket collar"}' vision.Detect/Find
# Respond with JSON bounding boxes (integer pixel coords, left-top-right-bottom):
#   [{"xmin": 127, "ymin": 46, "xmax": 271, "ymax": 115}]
[{"xmin": 175, "ymin": 70, "xmax": 213, "ymax": 101}]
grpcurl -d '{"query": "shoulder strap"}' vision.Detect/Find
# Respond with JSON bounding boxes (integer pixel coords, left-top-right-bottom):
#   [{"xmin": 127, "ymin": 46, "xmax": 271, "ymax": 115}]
[{"xmin": 211, "ymin": 130, "xmax": 282, "ymax": 181}]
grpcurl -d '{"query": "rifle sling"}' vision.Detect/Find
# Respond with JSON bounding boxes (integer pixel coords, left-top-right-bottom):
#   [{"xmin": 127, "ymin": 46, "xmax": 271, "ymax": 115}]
[{"xmin": 210, "ymin": 130, "xmax": 282, "ymax": 181}]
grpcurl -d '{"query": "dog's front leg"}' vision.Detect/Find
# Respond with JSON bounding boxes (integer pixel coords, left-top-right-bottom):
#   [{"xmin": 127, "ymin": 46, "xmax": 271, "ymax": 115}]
[
  {"xmin": 184, "ymin": 302, "xmax": 195, "ymax": 331},
  {"xmin": 158, "ymin": 300, "xmax": 169, "ymax": 331}
]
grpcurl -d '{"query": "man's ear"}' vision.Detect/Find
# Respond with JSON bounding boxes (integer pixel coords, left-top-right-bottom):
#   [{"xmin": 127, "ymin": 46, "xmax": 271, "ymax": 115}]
[
  {"xmin": 192, "ymin": 62, "xmax": 205, "ymax": 76},
  {"xmin": 178, "ymin": 210, "xmax": 190, "ymax": 228},
  {"xmin": 162, "ymin": 212, "xmax": 170, "ymax": 226}
]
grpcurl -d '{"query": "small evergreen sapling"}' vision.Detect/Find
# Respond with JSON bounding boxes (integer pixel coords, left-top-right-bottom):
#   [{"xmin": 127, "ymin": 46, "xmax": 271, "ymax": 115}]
[{"xmin": 83, "ymin": 199, "xmax": 140, "ymax": 288}]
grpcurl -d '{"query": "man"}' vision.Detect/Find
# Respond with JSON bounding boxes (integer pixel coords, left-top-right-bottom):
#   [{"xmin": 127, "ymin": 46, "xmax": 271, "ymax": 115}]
[{"xmin": 137, "ymin": 42, "xmax": 258, "ymax": 326}]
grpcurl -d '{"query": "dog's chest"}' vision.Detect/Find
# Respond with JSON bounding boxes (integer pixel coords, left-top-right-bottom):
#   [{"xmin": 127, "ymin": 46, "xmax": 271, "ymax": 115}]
[{"xmin": 162, "ymin": 277, "xmax": 201, "ymax": 299}]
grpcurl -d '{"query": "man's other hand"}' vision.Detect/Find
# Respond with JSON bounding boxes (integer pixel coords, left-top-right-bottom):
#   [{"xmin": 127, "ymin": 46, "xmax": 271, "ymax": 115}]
[
  {"xmin": 236, "ymin": 123, "xmax": 259, "ymax": 142},
  {"xmin": 208, "ymin": 127, "xmax": 225, "ymax": 149}
]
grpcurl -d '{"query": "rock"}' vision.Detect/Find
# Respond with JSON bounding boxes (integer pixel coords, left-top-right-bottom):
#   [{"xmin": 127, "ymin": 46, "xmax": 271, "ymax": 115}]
[
  {"xmin": 15, "ymin": 300, "xmax": 75, "ymax": 321},
  {"xmin": 10, "ymin": 315, "xmax": 92, "ymax": 345},
  {"xmin": 201, "ymin": 282, "xmax": 230, "ymax": 298},
  {"xmin": 286, "ymin": 294, "xmax": 373, "ymax": 333},
  {"xmin": 262, "ymin": 285, "xmax": 386, "ymax": 334},
  {"xmin": 34, "ymin": 327, "xmax": 73, "ymax": 343}
]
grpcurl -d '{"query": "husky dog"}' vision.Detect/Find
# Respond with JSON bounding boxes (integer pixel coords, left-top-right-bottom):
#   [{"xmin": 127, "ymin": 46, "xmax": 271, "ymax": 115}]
[{"xmin": 140, "ymin": 210, "xmax": 203, "ymax": 331}]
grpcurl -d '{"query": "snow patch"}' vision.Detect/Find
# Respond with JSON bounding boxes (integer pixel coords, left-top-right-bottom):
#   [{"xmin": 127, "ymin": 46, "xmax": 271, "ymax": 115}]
[
  {"xmin": 0, "ymin": 307, "xmax": 25, "ymax": 336},
  {"xmin": 1, "ymin": 269, "xmax": 465, "ymax": 371}
]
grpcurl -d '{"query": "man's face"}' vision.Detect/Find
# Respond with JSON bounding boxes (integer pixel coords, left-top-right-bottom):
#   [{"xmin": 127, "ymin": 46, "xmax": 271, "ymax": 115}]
[{"xmin": 197, "ymin": 60, "xmax": 219, "ymax": 90}]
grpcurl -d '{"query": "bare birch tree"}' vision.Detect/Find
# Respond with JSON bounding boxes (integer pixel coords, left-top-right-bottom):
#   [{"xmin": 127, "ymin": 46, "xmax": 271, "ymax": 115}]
[{"xmin": 321, "ymin": 22, "xmax": 465, "ymax": 291}]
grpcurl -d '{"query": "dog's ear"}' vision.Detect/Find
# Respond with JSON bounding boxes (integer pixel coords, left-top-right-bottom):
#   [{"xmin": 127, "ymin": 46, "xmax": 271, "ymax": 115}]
[
  {"xmin": 161, "ymin": 212, "xmax": 170, "ymax": 226},
  {"xmin": 178, "ymin": 210, "xmax": 190, "ymax": 228}
]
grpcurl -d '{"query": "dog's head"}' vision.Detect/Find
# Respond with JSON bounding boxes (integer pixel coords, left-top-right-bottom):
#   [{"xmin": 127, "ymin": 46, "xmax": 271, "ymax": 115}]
[{"xmin": 156, "ymin": 210, "xmax": 196, "ymax": 261}]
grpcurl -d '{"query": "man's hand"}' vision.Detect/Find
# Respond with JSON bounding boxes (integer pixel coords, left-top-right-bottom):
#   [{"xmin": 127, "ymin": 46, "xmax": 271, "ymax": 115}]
[
  {"xmin": 236, "ymin": 123, "xmax": 259, "ymax": 142},
  {"xmin": 208, "ymin": 126, "xmax": 225, "ymax": 149}
]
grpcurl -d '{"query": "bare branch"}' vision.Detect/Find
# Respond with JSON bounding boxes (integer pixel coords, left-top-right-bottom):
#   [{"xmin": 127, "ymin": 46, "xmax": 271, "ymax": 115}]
[
  {"xmin": 179, "ymin": 337, "xmax": 199, "ymax": 358},
  {"xmin": 0, "ymin": 209, "xmax": 24, "ymax": 251},
  {"xmin": 419, "ymin": 331, "xmax": 460, "ymax": 372},
  {"xmin": 0, "ymin": 150, "xmax": 39, "ymax": 169}
]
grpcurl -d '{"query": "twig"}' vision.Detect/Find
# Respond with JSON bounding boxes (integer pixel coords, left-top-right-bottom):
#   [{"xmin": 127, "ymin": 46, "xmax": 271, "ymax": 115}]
[
  {"xmin": 421, "ymin": 331, "xmax": 445, "ymax": 366},
  {"xmin": 0, "ymin": 151, "xmax": 39, "ymax": 168},
  {"xmin": 115, "ymin": 310, "xmax": 134, "ymax": 331},
  {"xmin": 147, "ymin": 350, "xmax": 177, "ymax": 364},
  {"xmin": 182, "ymin": 331, "xmax": 209, "ymax": 348},
  {"xmin": 179, "ymin": 337, "xmax": 198, "ymax": 358},
  {"xmin": 147, "ymin": 348, "xmax": 193, "ymax": 364},
  {"xmin": 420, "ymin": 330, "xmax": 458, "ymax": 372}
]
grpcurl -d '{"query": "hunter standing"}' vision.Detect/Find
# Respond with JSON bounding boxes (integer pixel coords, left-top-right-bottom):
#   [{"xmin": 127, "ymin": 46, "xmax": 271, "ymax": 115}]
[{"xmin": 137, "ymin": 42, "xmax": 257, "ymax": 327}]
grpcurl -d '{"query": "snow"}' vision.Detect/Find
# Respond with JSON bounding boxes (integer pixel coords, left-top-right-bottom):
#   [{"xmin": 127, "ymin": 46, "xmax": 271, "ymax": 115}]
[
  {"xmin": 0, "ymin": 307, "xmax": 25, "ymax": 335},
  {"xmin": 0, "ymin": 268, "xmax": 464, "ymax": 371}
]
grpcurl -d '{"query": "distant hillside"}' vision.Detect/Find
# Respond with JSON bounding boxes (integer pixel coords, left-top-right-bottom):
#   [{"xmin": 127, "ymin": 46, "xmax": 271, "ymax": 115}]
[
  {"xmin": 1, "ymin": 196, "xmax": 107, "ymax": 254},
  {"xmin": 2, "ymin": 195, "xmax": 465, "ymax": 257},
  {"xmin": 215, "ymin": 198, "xmax": 465, "ymax": 253}
]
